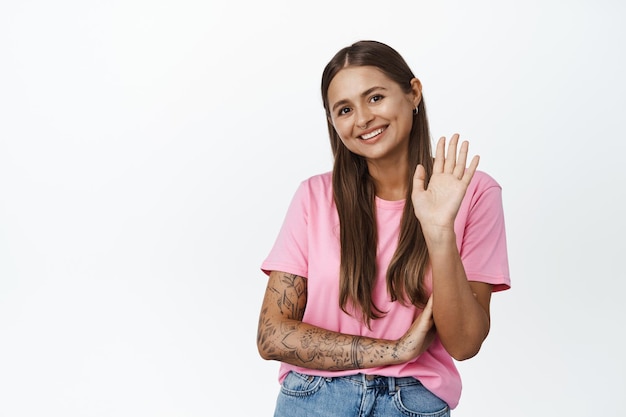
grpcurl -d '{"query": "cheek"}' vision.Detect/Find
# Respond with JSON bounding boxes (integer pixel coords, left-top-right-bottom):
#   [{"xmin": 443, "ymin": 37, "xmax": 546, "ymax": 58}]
[
  {"xmin": 332, "ymin": 120, "xmax": 351, "ymax": 141},
  {"xmin": 396, "ymin": 108, "xmax": 414, "ymax": 131},
  {"xmin": 333, "ymin": 124, "xmax": 357, "ymax": 150}
]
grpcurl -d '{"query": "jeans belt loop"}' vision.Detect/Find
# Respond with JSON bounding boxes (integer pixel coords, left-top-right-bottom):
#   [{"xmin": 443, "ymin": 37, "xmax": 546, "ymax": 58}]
[{"xmin": 388, "ymin": 376, "xmax": 397, "ymax": 394}]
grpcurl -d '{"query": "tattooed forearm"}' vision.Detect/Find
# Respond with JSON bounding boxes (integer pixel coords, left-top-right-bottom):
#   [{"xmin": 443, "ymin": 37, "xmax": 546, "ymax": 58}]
[
  {"xmin": 261, "ymin": 315, "xmax": 407, "ymax": 370},
  {"xmin": 351, "ymin": 336, "xmax": 362, "ymax": 368},
  {"xmin": 279, "ymin": 323, "xmax": 362, "ymax": 369},
  {"xmin": 258, "ymin": 271, "xmax": 413, "ymax": 371},
  {"xmin": 276, "ymin": 324, "xmax": 406, "ymax": 370}
]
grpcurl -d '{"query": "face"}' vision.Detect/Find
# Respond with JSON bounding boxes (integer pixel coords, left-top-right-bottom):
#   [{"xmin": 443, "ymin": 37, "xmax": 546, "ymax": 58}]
[{"xmin": 327, "ymin": 66, "xmax": 421, "ymax": 166}]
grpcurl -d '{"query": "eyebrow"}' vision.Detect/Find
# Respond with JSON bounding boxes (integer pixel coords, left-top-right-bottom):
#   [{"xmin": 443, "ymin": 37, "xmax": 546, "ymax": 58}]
[{"xmin": 331, "ymin": 86, "xmax": 388, "ymax": 112}]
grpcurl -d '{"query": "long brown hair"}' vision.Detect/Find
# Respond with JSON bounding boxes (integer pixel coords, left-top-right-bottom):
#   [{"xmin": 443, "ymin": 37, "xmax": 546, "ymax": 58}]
[{"xmin": 321, "ymin": 40, "xmax": 434, "ymax": 326}]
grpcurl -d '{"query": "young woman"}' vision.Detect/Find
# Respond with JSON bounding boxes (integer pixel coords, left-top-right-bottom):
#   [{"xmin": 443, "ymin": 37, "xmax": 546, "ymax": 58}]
[{"xmin": 257, "ymin": 40, "xmax": 510, "ymax": 417}]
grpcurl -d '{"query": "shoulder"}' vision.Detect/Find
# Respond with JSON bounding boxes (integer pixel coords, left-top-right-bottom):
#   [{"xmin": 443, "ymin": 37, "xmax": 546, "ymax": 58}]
[
  {"xmin": 294, "ymin": 171, "xmax": 333, "ymax": 198},
  {"xmin": 468, "ymin": 170, "xmax": 502, "ymax": 192},
  {"xmin": 288, "ymin": 171, "xmax": 334, "ymax": 209},
  {"xmin": 300, "ymin": 171, "xmax": 333, "ymax": 189},
  {"xmin": 461, "ymin": 170, "xmax": 504, "ymax": 213}
]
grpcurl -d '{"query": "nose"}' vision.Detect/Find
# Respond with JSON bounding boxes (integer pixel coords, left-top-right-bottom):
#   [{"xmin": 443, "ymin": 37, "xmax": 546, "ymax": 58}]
[{"xmin": 356, "ymin": 106, "xmax": 374, "ymax": 129}]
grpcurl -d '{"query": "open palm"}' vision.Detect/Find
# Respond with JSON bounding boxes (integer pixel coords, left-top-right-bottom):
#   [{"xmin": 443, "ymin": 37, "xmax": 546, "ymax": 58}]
[{"xmin": 412, "ymin": 134, "xmax": 479, "ymax": 231}]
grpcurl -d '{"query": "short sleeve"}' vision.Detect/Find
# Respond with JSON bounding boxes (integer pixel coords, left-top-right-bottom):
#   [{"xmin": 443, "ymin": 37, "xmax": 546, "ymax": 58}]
[
  {"xmin": 459, "ymin": 173, "xmax": 511, "ymax": 292},
  {"xmin": 261, "ymin": 181, "xmax": 310, "ymax": 278}
]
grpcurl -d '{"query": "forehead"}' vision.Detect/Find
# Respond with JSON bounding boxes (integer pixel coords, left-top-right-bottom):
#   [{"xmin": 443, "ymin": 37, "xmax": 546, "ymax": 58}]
[{"xmin": 327, "ymin": 66, "xmax": 400, "ymax": 103}]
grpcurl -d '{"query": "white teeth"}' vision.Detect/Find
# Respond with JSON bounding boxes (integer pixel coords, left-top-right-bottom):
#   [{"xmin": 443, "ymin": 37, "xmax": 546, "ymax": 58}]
[{"xmin": 361, "ymin": 128, "xmax": 384, "ymax": 140}]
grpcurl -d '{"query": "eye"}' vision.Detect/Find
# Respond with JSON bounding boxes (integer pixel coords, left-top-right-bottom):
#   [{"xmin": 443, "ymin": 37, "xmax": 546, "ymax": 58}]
[
  {"xmin": 370, "ymin": 94, "xmax": 384, "ymax": 103},
  {"xmin": 338, "ymin": 107, "xmax": 351, "ymax": 116}
]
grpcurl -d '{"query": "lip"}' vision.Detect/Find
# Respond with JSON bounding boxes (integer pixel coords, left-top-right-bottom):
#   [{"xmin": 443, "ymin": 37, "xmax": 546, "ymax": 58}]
[{"xmin": 358, "ymin": 126, "xmax": 387, "ymax": 142}]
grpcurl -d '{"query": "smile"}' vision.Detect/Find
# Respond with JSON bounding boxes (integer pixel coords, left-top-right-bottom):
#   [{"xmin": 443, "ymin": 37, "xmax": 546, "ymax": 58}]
[{"xmin": 360, "ymin": 127, "xmax": 386, "ymax": 140}]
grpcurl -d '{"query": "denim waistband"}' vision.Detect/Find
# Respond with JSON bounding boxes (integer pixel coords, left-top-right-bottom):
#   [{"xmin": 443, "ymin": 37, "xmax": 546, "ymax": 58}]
[{"xmin": 339, "ymin": 373, "xmax": 420, "ymax": 394}]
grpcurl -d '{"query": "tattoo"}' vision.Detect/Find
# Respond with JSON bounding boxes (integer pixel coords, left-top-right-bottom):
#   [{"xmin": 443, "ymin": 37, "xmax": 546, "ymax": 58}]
[
  {"xmin": 257, "ymin": 273, "xmax": 307, "ymax": 358},
  {"xmin": 258, "ymin": 272, "xmax": 402, "ymax": 371},
  {"xmin": 275, "ymin": 273, "xmax": 307, "ymax": 319},
  {"xmin": 351, "ymin": 336, "xmax": 362, "ymax": 369}
]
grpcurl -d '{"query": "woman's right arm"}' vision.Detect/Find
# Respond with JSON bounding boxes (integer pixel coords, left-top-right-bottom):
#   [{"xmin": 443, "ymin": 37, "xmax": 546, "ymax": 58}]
[{"xmin": 256, "ymin": 270, "xmax": 435, "ymax": 371}]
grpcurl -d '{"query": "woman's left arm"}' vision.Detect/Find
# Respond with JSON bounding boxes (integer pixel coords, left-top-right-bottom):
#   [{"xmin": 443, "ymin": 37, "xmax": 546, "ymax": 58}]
[
  {"xmin": 412, "ymin": 133, "xmax": 492, "ymax": 361},
  {"xmin": 426, "ymin": 238, "xmax": 492, "ymax": 360}
]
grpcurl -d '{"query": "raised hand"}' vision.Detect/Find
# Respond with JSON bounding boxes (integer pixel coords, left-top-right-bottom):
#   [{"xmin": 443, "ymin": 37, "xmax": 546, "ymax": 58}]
[{"xmin": 412, "ymin": 134, "xmax": 479, "ymax": 237}]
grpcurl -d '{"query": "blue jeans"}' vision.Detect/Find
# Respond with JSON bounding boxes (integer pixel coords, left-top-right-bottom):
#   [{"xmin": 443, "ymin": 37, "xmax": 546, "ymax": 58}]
[{"xmin": 274, "ymin": 371, "xmax": 450, "ymax": 417}]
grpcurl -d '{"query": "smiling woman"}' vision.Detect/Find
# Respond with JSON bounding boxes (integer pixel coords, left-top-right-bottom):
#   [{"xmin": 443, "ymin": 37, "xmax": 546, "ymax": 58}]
[
  {"xmin": 256, "ymin": 40, "xmax": 510, "ymax": 417},
  {"xmin": 326, "ymin": 66, "xmax": 420, "ymax": 192}
]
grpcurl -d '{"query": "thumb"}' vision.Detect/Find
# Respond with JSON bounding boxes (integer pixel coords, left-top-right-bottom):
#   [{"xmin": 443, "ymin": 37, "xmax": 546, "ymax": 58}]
[{"xmin": 413, "ymin": 164, "xmax": 426, "ymax": 192}]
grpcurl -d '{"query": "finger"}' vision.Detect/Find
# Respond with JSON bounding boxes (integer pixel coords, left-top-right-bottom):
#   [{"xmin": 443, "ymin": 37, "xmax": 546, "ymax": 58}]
[
  {"xmin": 412, "ymin": 164, "xmax": 427, "ymax": 192},
  {"xmin": 421, "ymin": 295, "xmax": 434, "ymax": 325},
  {"xmin": 415, "ymin": 295, "xmax": 434, "ymax": 331},
  {"xmin": 423, "ymin": 294, "xmax": 434, "ymax": 315},
  {"xmin": 444, "ymin": 133, "xmax": 459, "ymax": 174},
  {"xmin": 462, "ymin": 155, "xmax": 480, "ymax": 184},
  {"xmin": 433, "ymin": 137, "xmax": 446, "ymax": 173},
  {"xmin": 453, "ymin": 140, "xmax": 470, "ymax": 179}
]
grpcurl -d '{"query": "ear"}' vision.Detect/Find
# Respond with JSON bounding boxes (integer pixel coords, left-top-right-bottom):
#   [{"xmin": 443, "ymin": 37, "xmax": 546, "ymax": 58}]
[{"xmin": 410, "ymin": 78, "xmax": 422, "ymax": 107}]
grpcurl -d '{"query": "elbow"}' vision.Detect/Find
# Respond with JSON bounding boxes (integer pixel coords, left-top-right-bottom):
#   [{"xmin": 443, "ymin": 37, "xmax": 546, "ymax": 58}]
[
  {"xmin": 257, "ymin": 342, "xmax": 277, "ymax": 361},
  {"xmin": 444, "ymin": 331, "xmax": 489, "ymax": 361},
  {"xmin": 256, "ymin": 338, "xmax": 267, "ymax": 360},
  {"xmin": 256, "ymin": 327, "xmax": 277, "ymax": 361},
  {"xmin": 257, "ymin": 346, "xmax": 273, "ymax": 361},
  {"xmin": 449, "ymin": 345, "xmax": 481, "ymax": 361},
  {"xmin": 256, "ymin": 334, "xmax": 270, "ymax": 360}
]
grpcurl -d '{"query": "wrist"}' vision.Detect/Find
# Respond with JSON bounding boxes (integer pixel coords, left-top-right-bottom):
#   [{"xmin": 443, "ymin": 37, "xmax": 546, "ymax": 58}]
[{"xmin": 422, "ymin": 226, "xmax": 457, "ymax": 249}]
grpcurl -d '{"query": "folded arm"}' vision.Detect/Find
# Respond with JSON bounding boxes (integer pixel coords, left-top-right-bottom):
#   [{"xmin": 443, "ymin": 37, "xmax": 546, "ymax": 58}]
[{"xmin": 256, "ymin": 270, "xmax": 435, "ymax": 371}]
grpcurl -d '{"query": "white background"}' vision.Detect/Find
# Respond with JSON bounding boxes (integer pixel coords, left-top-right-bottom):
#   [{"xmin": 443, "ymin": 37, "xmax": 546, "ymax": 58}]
[{"xmin": 1, "ymin": 0, "xmax": 624, "ymax": 416}]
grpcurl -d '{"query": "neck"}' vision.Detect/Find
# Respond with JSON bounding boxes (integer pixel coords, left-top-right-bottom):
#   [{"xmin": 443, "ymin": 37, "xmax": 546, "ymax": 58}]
[{"xmin": 367, "ymin": 158, "xmax": 409, "ymax": 201}]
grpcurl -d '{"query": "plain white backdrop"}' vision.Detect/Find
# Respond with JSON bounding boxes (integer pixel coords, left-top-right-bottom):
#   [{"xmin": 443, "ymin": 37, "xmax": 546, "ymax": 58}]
[{"xmin": 1, "ymin": 0, "xmax": 624, "ymax": 415}]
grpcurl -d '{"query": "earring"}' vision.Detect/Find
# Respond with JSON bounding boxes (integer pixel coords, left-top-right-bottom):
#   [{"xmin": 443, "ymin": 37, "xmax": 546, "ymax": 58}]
[{"xmin": 413, "ymin": 106, "xmax": 419, "ymax": 115}]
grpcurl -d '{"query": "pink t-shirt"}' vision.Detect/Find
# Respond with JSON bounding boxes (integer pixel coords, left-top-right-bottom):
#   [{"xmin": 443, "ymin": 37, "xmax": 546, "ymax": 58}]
[{"xmin": 261, "ymin": 170, "xmax": 510, "ymax": 409}]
